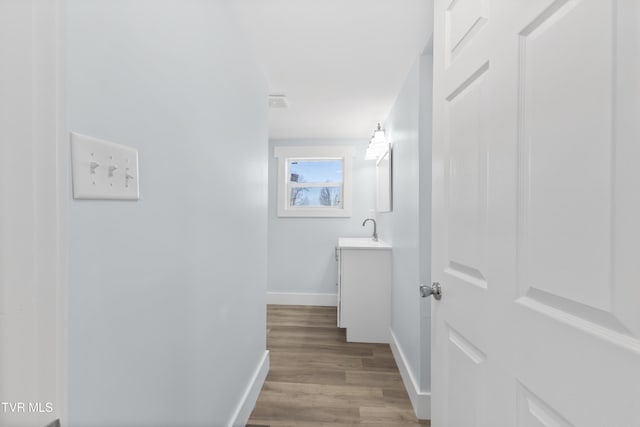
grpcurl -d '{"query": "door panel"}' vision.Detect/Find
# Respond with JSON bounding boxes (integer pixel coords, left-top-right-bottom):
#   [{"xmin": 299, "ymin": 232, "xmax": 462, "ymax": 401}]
[
  {"xmin": 518, "ymin": 0, "xmax": 613, "ymax": 312},
  {"xmin": 446, "ymin": 64, "xmax": 489, "ymax": 289},
  {"xmin": 445, "ymin": 0, "xmax": 489, "ymax": 66},
  {"xmin": 433, "ymin": 0, "xmax": 493, "ymax": 425},
  {"xmin": 445, "ymin": 327, "xmax": 487, "ymax": 427},
  {"xmin": 432, "ymin": 0, "xmax": 640, "ymax": 426},
  {"xmin": 516, "ymin": 384, "xmax": 573, "ymax": 427}
]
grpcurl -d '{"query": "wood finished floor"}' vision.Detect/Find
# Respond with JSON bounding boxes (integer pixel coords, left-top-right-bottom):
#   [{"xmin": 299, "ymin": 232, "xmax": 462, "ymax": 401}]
[{"xmin": 247, "ymin": 305, "xmax": 430, "ymax": 427}]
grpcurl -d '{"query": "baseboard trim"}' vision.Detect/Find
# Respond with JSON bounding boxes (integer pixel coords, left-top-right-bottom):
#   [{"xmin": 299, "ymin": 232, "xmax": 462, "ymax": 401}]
[
  {"xmin": 389, "ymin": 329, "xmax": 431, "ymax": 420},
  {"xmin": 267, "ymin": 292, "xmax": 337, "ymax": 307},
  {"xmin": 228, "ymin": 350, "xmax": 270, "ymax": 427}
]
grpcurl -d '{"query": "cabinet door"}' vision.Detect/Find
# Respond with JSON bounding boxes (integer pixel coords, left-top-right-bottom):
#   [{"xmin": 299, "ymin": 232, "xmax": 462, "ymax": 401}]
[{"xmin": 340, "ymin": 249, "xmax": 391, "ymax": 343}]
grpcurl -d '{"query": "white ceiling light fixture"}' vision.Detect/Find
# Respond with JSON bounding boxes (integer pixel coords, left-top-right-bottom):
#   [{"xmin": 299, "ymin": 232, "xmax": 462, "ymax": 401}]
[
  {"xmin": 268, "ymin": 94, "xmax": 289, "ymax": 109},
  {"xmin": 365, "ymin": 123, "xmax": 389, "ymax": 160}
]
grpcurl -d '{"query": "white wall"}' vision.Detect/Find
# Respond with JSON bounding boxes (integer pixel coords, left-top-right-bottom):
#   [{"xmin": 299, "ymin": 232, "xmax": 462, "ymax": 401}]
[
  {"xmin": 0, "ymin": 1, "xmax": 66, "ymax": 426},
  {"xmin": 66, "ymin": 2, "xmax": 268, "ymax": 426},
  {"xmin": 377, "ymin": 50, "xmax": 433, "ymax": 418},
  {"xmin": 268, "ymin": 139, "xmax": 375, "ymax": 303},
  {"xmin": 378, "ymin": 56, "xmax": 421, "ymax": 383}
]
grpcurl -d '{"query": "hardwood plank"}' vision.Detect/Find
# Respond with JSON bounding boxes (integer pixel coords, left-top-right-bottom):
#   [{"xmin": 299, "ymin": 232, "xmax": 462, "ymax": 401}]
[
  {"xmin": 253, "ymin": 422, "xmax": 359, "ymax": 427},
  {"xmin": 269, "ymin": 352, "xmax": 364, "ymax": 370},
  {"xmin": 258, "ymin": 381, "xmax": 384, "ymax": 400},
  {"xmin": 247, "ymin": 305, "xmax": 431, "ymax": 427},
  {"xmin": 359, "ymin": 406, "xmax": 425, "ymax": 424},
  {"xmin": 345, "ymin": 370, "xmax": 406, "ymax": 389},
  {"xmin": 381, "ymin": 388, "xmax": 415, "ymax": 409},
  {"xmin": 361, "ymin": 356, "xmax": 402, "ymax": 370},
  {"xmin": 267, "ymin": 366, "xmax": 347, "ymax": 386},
  {"xmin": 269, "ymin": 342, "xmax": 375, "ymax": 358},
  {"xmin": 254, "ymin": 382, "xmax": 389, "ymax": 409},
  {"xmin": 251, "ymin": 402, "xmax": 359, "ymax": 423}
]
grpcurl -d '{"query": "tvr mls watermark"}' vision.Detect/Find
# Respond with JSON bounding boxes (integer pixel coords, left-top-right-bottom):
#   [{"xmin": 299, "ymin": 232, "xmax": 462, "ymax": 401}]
[{"xmin": 1, "ymin": 402, "xmax": 54, "ymax": 414}]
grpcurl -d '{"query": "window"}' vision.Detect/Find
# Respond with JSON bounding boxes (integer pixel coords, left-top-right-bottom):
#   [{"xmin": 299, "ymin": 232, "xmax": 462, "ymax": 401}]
[{"xmin": 274, "ymin": 146, "xmax": 354, "ymax": 217}]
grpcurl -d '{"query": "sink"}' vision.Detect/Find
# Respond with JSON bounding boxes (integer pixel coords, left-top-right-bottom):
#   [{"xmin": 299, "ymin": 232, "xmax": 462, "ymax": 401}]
[{"xmin": 338, "ymin": 237, "xmax": 391, "ymax": 249}]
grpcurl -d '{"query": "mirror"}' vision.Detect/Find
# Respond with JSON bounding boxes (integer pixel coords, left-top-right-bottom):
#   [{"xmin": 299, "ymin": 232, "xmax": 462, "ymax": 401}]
[{"xmin": 376, "ymin": 144, "xmax": 392, "ymax": 212}]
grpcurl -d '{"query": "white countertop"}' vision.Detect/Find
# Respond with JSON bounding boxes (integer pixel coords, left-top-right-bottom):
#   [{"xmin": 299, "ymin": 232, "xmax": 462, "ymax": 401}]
[{"xmin": 338, "ymin": 237, "xmax": 392, "ymax": 249}]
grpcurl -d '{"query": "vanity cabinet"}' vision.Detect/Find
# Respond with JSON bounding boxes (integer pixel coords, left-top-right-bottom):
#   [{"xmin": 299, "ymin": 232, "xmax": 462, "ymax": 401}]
[{"xmin": 336, "ymin": 238, "xmax": 391, "ymax": 343}]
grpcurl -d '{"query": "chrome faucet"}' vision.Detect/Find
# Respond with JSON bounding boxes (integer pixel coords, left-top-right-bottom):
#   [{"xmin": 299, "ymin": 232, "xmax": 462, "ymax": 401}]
[{"xmin": 362, "ymin": 218, "xmax": 378, "ymax": 242}]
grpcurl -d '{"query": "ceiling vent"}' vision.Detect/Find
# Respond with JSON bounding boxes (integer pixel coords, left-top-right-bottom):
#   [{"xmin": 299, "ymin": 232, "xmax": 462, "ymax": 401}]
[{"xmin": 268, "ymin": 94, "xmax": 288, "ymax": 109}]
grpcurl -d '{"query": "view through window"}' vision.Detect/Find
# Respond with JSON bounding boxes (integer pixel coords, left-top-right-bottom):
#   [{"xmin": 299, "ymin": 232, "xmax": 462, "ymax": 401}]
[
  {"xmin": 274, "ymin": 145, "xmax": 354, "ymax": 217},
  {"xmin": 288, "ymin": 159, "xmax": 343, "ymax": 208}
]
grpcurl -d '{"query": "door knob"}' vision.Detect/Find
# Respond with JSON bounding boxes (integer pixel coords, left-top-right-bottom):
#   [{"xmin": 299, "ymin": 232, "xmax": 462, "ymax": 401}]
[{"xmin": 420, "ymin": 282, "xmax": 442, "ymax": 300}]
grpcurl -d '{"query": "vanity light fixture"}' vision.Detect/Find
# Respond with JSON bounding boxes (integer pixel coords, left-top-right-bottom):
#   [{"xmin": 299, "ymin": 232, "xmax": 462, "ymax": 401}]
[
  {"xmin": 371, "ymin": 123, "xmax": 387, "ymax": 144},
  {"xmin": 365, "ymin": 123, "xmax": 389, "ymax": 160}
]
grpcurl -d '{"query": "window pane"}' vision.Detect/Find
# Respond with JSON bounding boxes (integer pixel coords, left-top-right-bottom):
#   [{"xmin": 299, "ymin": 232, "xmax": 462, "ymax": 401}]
[
  {"xmin": 289, "ymin": 159, "xmax": 343, "ymax": 183},
  {"xmin": 289, "ymin": 186, "xmax": 342, "ymax": 207}
]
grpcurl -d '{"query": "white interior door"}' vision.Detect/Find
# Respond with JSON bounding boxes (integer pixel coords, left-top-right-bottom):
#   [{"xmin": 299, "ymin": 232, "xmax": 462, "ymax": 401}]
[{"xmin": 431, "ymin": 1, "xmax": 640, "ymax": 426}]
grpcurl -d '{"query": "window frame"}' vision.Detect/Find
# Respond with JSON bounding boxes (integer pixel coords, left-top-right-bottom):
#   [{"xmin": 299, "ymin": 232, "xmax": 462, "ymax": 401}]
[{"xmin": 274, "ymin": 145, "xmax": 354, "ymax": 217}]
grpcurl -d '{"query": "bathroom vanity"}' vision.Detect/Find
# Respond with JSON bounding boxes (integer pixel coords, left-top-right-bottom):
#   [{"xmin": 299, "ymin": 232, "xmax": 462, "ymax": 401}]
[{"xmin": 336, "ymin": 237, "xmax": 391, "ymax": 343}]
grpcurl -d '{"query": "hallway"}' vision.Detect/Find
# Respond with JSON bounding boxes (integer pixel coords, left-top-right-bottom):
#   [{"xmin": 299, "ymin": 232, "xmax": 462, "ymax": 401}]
[{"xmin": 248, "ymin": 305, "xmax": 430, "ymax": 426}]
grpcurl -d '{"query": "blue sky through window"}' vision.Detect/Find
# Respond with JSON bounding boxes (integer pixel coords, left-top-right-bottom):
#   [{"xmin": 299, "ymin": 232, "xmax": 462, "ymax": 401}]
[{"xmin": 289, "ymin": 160, "xmax": 343, "ymax": 183}]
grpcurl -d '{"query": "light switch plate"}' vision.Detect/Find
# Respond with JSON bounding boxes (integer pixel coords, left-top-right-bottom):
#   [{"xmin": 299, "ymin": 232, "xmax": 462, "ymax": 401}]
[{"xmin": 70, "ymin": 132, "xmax": 140, "ymax": 200}]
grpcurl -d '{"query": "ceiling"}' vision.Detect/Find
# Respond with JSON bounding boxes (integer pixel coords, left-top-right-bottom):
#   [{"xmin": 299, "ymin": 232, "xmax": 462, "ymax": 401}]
[{"xmin": 231, "ymin": 0, "xmax": 433, "ymax": 140}]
